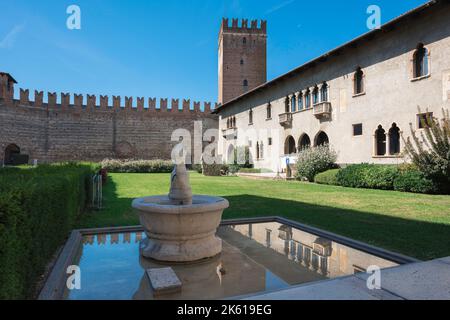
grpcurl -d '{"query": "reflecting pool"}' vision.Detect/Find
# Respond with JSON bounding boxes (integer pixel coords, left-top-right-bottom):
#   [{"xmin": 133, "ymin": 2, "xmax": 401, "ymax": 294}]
[{"xmin": 66, "ymin": 222, "xmax": 398, "ymax": 300}]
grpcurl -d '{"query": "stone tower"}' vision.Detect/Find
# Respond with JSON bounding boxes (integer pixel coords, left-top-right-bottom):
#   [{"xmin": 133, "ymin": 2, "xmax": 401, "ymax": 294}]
[{"xmin": 218, "ymin": 18, "xmax": 267, "ymax": 105}]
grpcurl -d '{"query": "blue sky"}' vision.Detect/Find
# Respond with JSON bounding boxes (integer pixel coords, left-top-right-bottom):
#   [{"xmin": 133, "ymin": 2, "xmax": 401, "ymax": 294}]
[{"xmin": 0, "ymin": 0, "xmax": 427, "ymax": 103}]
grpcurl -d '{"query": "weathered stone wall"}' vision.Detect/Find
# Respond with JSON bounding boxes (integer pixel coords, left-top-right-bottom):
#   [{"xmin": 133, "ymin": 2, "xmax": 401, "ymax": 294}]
[{"xmin": 0, "ymin": 92, "xmax": 218, "ymax": 163}]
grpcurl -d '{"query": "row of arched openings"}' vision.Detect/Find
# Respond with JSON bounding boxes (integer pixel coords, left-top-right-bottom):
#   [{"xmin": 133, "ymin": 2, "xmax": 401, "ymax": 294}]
[
  {"xmin": 375, "ymin": 123, "xmax": 401, "ymax": 156},
  {"xmin": 284, "ymin": 132, "xmax": 329, "ymax": 155}
]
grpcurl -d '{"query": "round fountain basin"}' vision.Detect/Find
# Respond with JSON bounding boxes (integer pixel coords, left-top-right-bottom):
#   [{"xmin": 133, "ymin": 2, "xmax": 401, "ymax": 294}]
[{"xmin": 132, "ymin": 195, "xmax": 229, "ymax": 262}]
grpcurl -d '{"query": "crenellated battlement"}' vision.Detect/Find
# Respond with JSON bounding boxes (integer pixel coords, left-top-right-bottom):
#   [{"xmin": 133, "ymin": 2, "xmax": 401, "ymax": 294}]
[
  {"xmin": 2, "ymin": 86, "xmax": 218, "ymax": 115},
  {"xmin": 220, "ymin": 18, "xmax": 267, "ymax": 34},
  {"xmin": 0, "ymin": 72, "xmax": 219, "ymax": 115}
]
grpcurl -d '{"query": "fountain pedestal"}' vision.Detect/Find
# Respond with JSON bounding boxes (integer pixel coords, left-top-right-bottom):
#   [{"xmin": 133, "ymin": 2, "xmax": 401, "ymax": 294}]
[{"xmin": 132, "ymin": 164, "xmax": 229, "ymax": 262}]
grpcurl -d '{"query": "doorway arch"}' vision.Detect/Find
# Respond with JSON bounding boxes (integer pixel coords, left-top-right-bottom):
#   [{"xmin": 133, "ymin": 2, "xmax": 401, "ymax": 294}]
[{"xmin": 4, "ymin": 144, "xmax": 20, "ymax": 165}]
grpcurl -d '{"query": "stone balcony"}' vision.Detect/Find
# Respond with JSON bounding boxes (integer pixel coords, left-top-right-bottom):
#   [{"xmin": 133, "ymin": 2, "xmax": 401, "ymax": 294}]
[
  {"xmin": 279, "ymin": 112, "xmax": 293, "ymax": 127},
  {"xmin": 313, "ymin": 102, "xmax": 332, "ymax": 119},
  {"xmin": 222, "ymin": 127, "xmax": 237, "ymax": 139}
]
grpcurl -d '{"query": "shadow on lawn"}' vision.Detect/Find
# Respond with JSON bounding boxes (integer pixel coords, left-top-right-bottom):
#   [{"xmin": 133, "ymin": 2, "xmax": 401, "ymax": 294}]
[{"xmin": 100, "ymin": 178, "xmax": 450, "ymax": 261}]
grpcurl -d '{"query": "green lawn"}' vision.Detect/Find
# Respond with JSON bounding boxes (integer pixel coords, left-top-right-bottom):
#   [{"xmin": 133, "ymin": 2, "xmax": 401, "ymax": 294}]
[{"xmin": 77, "ymin": 172, "xmax": 450, "ymax": 261}]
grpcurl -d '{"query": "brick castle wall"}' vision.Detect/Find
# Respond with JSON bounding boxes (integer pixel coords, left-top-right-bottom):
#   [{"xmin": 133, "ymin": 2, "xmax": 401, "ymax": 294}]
[{"xmin": 0, "ymin": 87, "xmax": 218, "ymax": 163}]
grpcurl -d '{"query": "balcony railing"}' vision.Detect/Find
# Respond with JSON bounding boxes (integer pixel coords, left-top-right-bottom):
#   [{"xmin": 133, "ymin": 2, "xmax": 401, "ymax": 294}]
[
  {"xmin": 279, "ymin": 112, "xmax": 293, "ymax": 126},
  {"xmin": 313, "ymin": 102, "xmax": 332, "ymax": 119}
]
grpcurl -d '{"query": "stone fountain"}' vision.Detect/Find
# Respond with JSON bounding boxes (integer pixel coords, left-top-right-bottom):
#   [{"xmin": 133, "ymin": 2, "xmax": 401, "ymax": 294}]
[{"xmin": 132, "ymin": 163, "xmax": 229, "ymax": 262}]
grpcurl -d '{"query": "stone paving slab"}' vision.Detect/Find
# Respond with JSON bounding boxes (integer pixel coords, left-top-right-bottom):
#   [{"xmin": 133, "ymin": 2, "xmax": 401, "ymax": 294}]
[
  {"xmin": 354, "ymin": 259, "xmax": 450, "ymax": 300},
  {"xmin": 146, "ymin": 267, "xmax": 182, "ymax": 296},
  {"xmin": 244, "ymin": 258, "xmax": 450, "ymax": 300},
  {"xmin": 244, "ymin": 276, "xmax": 402, "ymax": 300}
]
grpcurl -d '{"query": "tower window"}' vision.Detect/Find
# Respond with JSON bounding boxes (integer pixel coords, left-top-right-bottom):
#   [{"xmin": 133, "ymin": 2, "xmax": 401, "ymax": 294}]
[
  {"xmin": 320, "ymin": 82, "xmax": 328, "ymax": 102},
  {"xmin": 312, "ymin": 86, "xmax": 319, "ymax": 105},
  {"xmin": 417, "ymin": 112, "xmax": 433, "ymax": 129},
  {"xmin": 353, "ymin": 123, "xmax": 363, "ymax": 136},
  {"xmin": 375, "ymin": 125, "xmax": 386, "ymax": 156},
  {"xmin": 413, "ymin": 44, "xmax": 429, "ymax": 78},
  {"xmin": 266, "ymin": 103, "xmax": 272, "ymax": 119},
  {"xmin": 389, "ymin": 123, "xmax": 401, "ymax": 155},
  {"xmin": 305, "ymin": 89, "xmax": 311, "ymax": 109},
  {"xmin": 354, "ymin": 67, "xmax": 364, "ymax": 95},
  {"xmin": 240, "ymin": 59, "xmax": 244, "ymax": 65},
  {"xmin": 291, "ymin": 95, "xmax": 297, "ymax": 112},
  {"xmin": 243, "ymin": 79, "xmax": 248, "ymax": 87},
  {"xmin": 298, "ymin": 92, "xmax": 303, "ymax": 110}
]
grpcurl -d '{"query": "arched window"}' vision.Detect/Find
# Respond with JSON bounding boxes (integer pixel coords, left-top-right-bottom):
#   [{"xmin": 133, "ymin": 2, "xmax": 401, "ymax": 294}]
[
  {"xmin": 375, "ymin": 125, "xmax": 386, "ymax": 156},
  {"xmin": 312, "ymin": 86, "xmax": 319, "ymax": 105},
  {"xmin": 266, "ymin": 103, "xmax": 272, "ymax": 119},
  {"xmin": 243, "ymin": 79, "xmax": 248, "ymax": 87},
  {"xmin": 291, "ymin": 95, "xmax": 296, "ymax": 112},
  {"xmin": 298, "ymin": 92, "xmax": 303, "ymax": 110},
  {"xmin": 240, "ymin": 59, "xmax": 244, "ymax": 65},
  {"xmin": 315, "ymin": 131, "xmax": 329, "ymax": 147},
  {"xmin": 284, "ymin": 136, "xmax": 296, "ymax": 155},
  {"xmin": 305, "ymin": 89, "xmax": 311, "ymax": 109},
  {"xmin": 354, "ymin": 67, "xmax": 364, "ymax": 94},
  {"xmin": 413, "ymin": 44, "xmax": 429, "ymax": 78},
  {"xmin": 320, "ymin": 82, "xmax": 328, "ymax": 102},
  {"xmin": 4, "ymin": 144, "xmax": 20, "ymax": 165},
  {"xmin": 389, "ymin": 123, "xmax": 401, "ymax": 155},
  {"xmin": 298, "ymin": 134, "xmax": 311, "ymax": 151},
  {"xmin": 249, "ymin": 109, "xmax": 253, "ymax": 124}
]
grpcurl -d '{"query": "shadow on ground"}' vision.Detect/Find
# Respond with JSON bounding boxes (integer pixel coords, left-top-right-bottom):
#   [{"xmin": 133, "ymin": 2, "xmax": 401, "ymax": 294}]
[{"xmin": 78, "ymin": 177, "xmax": 450, "ymax": 261}]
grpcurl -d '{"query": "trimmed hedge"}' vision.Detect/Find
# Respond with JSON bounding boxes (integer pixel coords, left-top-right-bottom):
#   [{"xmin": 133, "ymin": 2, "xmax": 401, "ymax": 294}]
[
  {"xmin": 393, "ymin": 169, "xmax": 438, "ymax": 194},
  {"xmin": 336, "ymin": 164, "xmax": 399, "ymax": 190},
  {"xmin": 202, "ymin": 163, "xmax": 229, "ymax": 176},
  {"xmin": 314, "ymin": 169, "xmax": 340, "ymax": 185},
  {"xmin": 0, "ymin": 163, "xmax": 97, "ymax": 299},
  {"xmin": 101, "ymin": 159, "xmax": 173, "ymax": 173}
]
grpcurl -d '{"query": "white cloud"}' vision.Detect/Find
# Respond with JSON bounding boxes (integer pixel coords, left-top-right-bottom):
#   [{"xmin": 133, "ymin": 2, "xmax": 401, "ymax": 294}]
[
  {"xmin": 265, "ymin": 0, "xmax": 296, "ymax": 15},
  {"xmin": 0, "ymin": 24, "xmax": 25, "ymax": 49}
]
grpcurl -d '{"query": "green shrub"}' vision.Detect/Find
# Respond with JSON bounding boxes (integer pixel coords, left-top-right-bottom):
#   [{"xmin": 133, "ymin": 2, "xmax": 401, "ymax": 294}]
[
  {"xmin": 314, "ymin": 169, "xmax": 340, "ymax": 185},
  {"xmin": 336, "ymin": 164, "xmax": 399, "ymax": 190},
  {"xmin": 295, "ymin": 145, "xmax": 337, "ymax": 182},
  {"xmin": 0, "ymin": 163, "xmax": 95, "ymax": 299},
  {"xmin": 394, "ymin": 169, "xmax": 438, "ymax": 194},
  {"xmin": 191, "ymin": 164, "xmax": 202, "ymax": 174},
  {"xmin": 101, "ymin": 159, "xmax": 173, "ymax": 173},
  {"xmin": 402, "ymin": 108, "xmax": 450, "ymax": 194},
  {"xmin": 202, "ymin": 163, "xmax": 229, "ymax": 176}
]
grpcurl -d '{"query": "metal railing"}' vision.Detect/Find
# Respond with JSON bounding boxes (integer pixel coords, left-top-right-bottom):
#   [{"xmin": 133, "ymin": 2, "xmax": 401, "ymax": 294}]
[{"xmin": 91, "ymin": 173, "xmax": 103, "ymax": 210}]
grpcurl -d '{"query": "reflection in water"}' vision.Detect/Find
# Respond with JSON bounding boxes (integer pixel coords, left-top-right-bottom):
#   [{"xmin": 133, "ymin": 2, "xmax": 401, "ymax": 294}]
[{"xmin": 68, "ymin": 223, "xmax": 397, "ymax": 300}]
